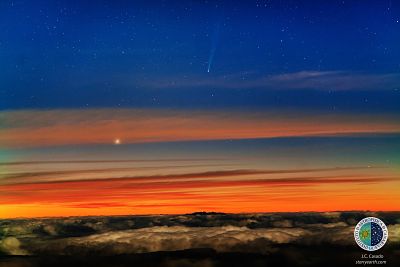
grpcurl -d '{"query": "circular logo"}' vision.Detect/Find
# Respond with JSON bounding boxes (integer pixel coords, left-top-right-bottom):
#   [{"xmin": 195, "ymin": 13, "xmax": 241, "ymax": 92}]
[{"xmin": 354, "ymin": 217, "xmax": 388, "ymax": 251}]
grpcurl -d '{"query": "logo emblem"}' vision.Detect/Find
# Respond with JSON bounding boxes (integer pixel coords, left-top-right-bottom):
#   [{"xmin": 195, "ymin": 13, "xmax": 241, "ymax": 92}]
[{"xmin": 354, "ymin": 217, "xmax": 388, "ymax": 251}]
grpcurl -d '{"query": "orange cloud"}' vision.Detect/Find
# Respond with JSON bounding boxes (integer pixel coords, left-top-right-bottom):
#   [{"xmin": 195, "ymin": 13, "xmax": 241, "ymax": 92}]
[
  {"xmin": 1, "ymin": 109, "xmax": 399, "ymax": 218},
  {"xmin": 0, "ymin": 166, "xmax": 377, "ymax": 186},
  {"xmin": 0, "ymin": 165, "xmax": 399, "ymax": 218},
  {"xmin": 1, "ymin": 108, "xmax": 399, "ymax": 148}
]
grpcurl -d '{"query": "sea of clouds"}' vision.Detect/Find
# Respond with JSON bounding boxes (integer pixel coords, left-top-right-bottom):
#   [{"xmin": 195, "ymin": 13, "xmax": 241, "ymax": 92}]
[{"xmin": 1, "ymin": 211, "xmax": 399, "ymax": 257}]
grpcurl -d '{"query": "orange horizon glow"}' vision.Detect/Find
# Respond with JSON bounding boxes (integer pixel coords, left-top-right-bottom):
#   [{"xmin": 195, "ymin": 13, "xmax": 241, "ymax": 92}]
[
  {"xmin": 2, "ymin": 206, "xmax": 400, "ymax": 219},
  {"xmin": 1, "ymin": 163, "xmax": 399, "ymax": 218}
]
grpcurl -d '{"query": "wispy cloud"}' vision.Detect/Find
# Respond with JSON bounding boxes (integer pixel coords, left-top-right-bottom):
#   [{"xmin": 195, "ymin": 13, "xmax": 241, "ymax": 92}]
[
  {"xmin": 1, "ymin": 108, "xmax": 399, "ymax": 148},
  {"xmin": 0, "ymin": 166, "xmax": 381, "ymax": 186},
  {"xmin": 1, "ymin": 164, "xmax": 399, "ymax": 217},
  {"xmin": 141, "ymin": 70, "xmax": 400, "ymax": 91}
]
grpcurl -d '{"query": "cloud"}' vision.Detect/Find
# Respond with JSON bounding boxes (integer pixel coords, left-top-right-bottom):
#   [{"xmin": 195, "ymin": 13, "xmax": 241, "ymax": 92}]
[
  {"xmin": 1, "ymin": 161, "xmax": 399, "ymax": 217},
  {"xmin": 1, "ymin": 166, "xmax": 396, "ymax": 210},
  {"xmin": 1, "ymin": 108, "xmax": 399, "ymax": 148},
  {"xmin": 0, "ymin": 166, "xmax": 379, "ymax": 185},
  {"xmin": 0, "ymin": 159, "xmax": 224, "ymax": 166},
  {"xmin": 141, "ymin": 71, "xmax": 400, "ymax": 91},
  {"xmin": 0, "ymin": 163, "xmax": 235, "ymax": 184},
  {"xmin": 30, "ymin": 226, "xmax": 308, "ymax": 255},
  {"xmin": 0, "ymin": 237, "xmax": 28, "ymax": 256},
  {"xmin": 1, "ymin": 212, "xmax": 399, "ymax": 257}
]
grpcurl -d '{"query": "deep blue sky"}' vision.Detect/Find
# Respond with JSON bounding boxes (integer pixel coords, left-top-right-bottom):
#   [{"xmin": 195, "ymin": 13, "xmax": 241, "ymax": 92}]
[{"xmin": 1, "ymin": 0, "xmax": 400, "ymax": 112}]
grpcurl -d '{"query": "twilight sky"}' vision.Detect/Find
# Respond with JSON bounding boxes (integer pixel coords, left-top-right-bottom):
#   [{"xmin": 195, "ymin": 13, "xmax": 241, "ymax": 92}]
[{"xmin": 0, "ymin": 0, "xmax": 400, "ymax": 218}]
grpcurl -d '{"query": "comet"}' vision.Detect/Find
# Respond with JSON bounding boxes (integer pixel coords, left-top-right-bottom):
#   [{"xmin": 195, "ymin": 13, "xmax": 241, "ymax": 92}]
[{"xmin": 207, "ymin": 22, "xmax": 221, "ymax": 73}]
